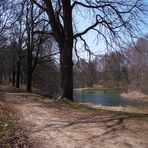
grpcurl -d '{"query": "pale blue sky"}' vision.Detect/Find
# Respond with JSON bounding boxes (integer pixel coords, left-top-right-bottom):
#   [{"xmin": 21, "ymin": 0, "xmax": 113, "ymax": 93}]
[{"xmin": 73, "ymin": 0, "xmax": 148, "ymax": 59}]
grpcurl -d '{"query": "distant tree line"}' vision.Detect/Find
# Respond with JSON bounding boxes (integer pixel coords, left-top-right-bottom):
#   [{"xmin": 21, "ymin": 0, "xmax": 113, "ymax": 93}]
[{"xmin": 73, "ymin": 36, "xmax": 148, "ymax": 94}]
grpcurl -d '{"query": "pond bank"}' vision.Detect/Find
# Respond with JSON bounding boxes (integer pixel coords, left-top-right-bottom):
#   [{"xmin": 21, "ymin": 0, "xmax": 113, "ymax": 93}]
[
  {"xmin": 120, "ymin": 91, "xmax": 148, "ymax": 101},
  {"xmin": 74, "ymin": 86, "xmax": 123, "ymax": 91},
  {"xmin": 78, "ymin": 102, "xmax": 148, "ymax": 114}
]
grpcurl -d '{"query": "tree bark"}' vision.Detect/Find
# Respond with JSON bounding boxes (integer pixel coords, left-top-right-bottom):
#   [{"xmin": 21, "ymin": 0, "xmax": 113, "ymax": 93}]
[
  {"xmin": 26, "ymin": 71, "xmax": 32, "ymax": 92},
  {"xmin": 12, "ymin": 67, "xmax": 16, "ymax": 86},
  {"xmin": 0, "ymin": 71, "xmax": 2, "ymax": 84},
  {"xmin": 20, "ymin": 72, "xmax": 23, "ymax": 84},
  {"xmin": 60, "ymin": 43, "xmax": 73, "ymax": 100},
  {"xmin": 26, "ymin": 0, "xmax": 33, "ymax": 93},
  {"xmin": 16, "ymin": 59, "xmax": 21, "ymax": 88},
  {"xmin": 8, "ymin": 68, "xmax": 12, "ymax": 82},
  {"xmin": 26, "ymin": 49, "xmax": 32, "ymax": 92}
]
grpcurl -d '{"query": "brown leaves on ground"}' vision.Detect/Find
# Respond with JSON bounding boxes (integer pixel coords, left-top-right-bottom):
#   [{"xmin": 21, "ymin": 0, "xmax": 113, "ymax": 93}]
[{"xmin": 0, "ymin": 95, "xmax": 32, "ymax": 147}]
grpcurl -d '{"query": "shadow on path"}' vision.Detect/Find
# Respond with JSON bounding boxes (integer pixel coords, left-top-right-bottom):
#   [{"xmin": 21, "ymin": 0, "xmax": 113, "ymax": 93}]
[{"xmin": 0, "ymin": 84, "xmax": 148, "ymax": 148}]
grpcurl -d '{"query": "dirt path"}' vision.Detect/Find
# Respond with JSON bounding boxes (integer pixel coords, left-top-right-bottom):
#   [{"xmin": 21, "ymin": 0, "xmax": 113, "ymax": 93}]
[{"xmin": 0, "ymin": 84, "xmax": 148, "ymax": 148}]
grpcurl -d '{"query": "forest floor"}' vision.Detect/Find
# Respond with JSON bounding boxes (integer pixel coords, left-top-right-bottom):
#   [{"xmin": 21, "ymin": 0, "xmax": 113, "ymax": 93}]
[{"xmin": 0, "ymin": 84, "xmax": 148, "ymax": 148}]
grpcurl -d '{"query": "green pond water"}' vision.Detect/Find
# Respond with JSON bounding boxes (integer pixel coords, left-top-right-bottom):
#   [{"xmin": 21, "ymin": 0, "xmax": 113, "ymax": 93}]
[{"xmin": 74, "ymin": 89, "xmax": 148, "ymax": 107}]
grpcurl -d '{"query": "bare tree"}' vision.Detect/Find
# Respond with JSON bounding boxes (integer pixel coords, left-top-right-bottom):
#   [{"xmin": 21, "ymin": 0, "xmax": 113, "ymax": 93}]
[
  {"xmin": 31, "ymin": 0, "xmax": 147, "ymax": 100},
  {"xmin": 74, "ymin": 58, "xmax": 98, "ymax": 88},
  {"xmin": 0, "ymin": 0, "xmax": 16, "ymax": 83},
  {"xmin": 25, "ymin": 0, "xmax": 52, "ymax": 92},
  {"xmin": 126, "ymin": 36, "xmax": 148, "ymax": 92},
  {"xmin": 10, "ymin": 1, "xmax": 26, "ymax": 88}
]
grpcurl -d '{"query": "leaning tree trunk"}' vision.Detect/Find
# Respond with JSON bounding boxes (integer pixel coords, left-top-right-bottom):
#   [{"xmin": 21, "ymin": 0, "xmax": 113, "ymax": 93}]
[{"xmin": 60, "ymin": 43, "xmax": 73, "ymax": 101}]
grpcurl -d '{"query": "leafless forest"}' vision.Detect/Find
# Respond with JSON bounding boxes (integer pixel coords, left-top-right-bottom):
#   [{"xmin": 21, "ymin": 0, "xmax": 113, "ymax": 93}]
[{"xmin": 0, "ymin": 0, "xmax": 148, "ymax": 98}]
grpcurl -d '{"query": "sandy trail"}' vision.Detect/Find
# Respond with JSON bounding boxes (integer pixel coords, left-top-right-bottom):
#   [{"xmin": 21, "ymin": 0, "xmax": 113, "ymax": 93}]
[{"xmin": 0, "ymin": 84, "xmax": 148, "ymax": 148}]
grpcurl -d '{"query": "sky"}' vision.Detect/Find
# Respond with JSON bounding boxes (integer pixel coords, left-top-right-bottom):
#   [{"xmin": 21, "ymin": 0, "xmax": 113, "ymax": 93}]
[{"xmin": 73, "ymin": 0, "xmax": 148, "ymax": 59}]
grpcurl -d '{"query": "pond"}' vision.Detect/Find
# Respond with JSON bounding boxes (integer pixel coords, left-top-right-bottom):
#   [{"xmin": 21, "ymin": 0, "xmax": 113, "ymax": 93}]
[{"xmin": 74, "ymin": 89, "xmax": 148, "ymax": 107}]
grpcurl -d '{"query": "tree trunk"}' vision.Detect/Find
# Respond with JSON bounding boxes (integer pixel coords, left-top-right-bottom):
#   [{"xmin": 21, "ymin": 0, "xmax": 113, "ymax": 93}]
[
  {"xmin": 26, "ymin": 46, "xmax": 33, "ymax": 92},
  {"xmin": 8, "ymin": 70, "xmax": 12, "ymax": 82},
  {"xmin": 26, "ymin": 0, "xmax": 33, "ymax": 93},
  {"xmin": 26, "ymin": 51, "xmax": 32, "ymax": 92},
  {"xmin": 16, "ymin": 59, "xmax": 20, "ymax": 88},
  {"xmin": 20, "ymin": 72, "xmax": 23, "ymax": 84},
  {"xmin": 60, "ymin": 43, "xmax": 73, "ymax": 101},
  {"xmin": 12, "ymin": 67, "xmax": 16, "ymax": 86},
  {"xmin": 0, "ymin": 71, "xmax": 2, "ymax": 84},
  {"xmin": 26, "ymin": 70, "xmax": 32, "ymax": 92}
]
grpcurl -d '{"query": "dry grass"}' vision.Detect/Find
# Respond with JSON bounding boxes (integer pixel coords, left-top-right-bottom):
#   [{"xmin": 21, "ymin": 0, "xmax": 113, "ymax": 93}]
[
  {"xmin": 120, "ymin": 91, "xmax": 147, "ymax": 100},
  {"xmin": 0, "ymin": 101, "xmax": 32, "ymax": 147}
]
